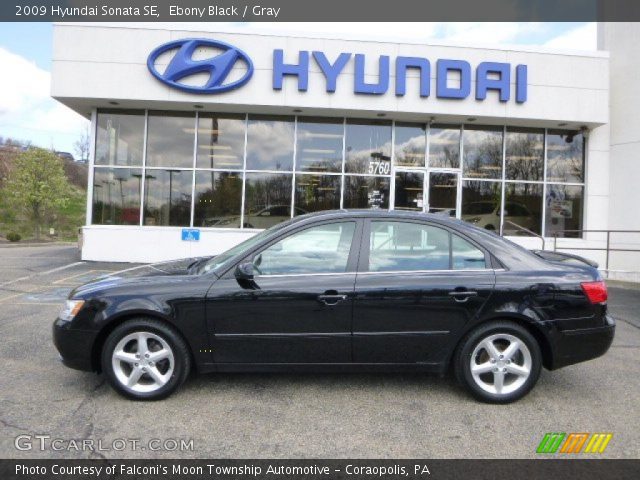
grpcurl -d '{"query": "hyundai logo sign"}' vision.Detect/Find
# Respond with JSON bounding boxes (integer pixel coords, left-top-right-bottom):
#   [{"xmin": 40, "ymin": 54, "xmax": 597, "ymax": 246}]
[
  {"xmin": 147, "ymin": 38, "xmax": 253, "ymax": 94},
  {"xmin": 148, "ymin": 38, "xmax": 527, "ymax": 103}
]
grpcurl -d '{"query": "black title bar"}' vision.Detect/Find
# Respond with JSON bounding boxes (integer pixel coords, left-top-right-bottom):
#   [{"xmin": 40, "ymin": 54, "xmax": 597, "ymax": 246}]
[
  {"xmin": 3, "ymin": 0, "xmax": 640, "ymax": 22},
  {"xmin": 1, "ymin": 459, "xmax": 639, "ymax": 480}
]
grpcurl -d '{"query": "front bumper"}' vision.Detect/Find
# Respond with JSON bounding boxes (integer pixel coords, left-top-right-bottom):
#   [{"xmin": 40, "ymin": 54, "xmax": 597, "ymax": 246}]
[
  {"xmin": 52, "ymin": 318, "xmax": 97, "ymax": 372},
  {"xmin": 550, "ymin": 315, "xmax": 616, "ymax": 369}
]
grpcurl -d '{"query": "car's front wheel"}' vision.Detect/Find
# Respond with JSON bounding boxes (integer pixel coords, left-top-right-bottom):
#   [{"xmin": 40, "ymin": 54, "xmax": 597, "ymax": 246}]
[
  {"xmin": 454, "ymin": 321, "xmax": 541, "ymax": 403},
  {"xmin": 101, "ymin": 318, "xmax": 191, "ymax": 400}
]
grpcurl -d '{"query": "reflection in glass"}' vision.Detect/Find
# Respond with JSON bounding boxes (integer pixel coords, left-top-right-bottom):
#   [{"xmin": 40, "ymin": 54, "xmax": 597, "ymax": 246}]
[
  {"xmin": 295, "ymin": 174, "xmax": 341, "ymax": 214},
  {"xmin": 146, "ymin": 111, "xmax": 196, "ymax": 168},
  {"xmin": 345, "ymin": 120, "xmax": 392, "ymax": 174},
  {"xmin": 546, "ymin": 130, "xmax": 584, "ymax": 183},
  {"xmin": 369, "ymin": 221, "xmax": 451, "ymax": 272},
  {"xmin": 296, "ymin": 118, "xmax": 343, "ymax": 172},
  {"xmin": 429, "ymin": 124, "xmax": 460, "ymax": 168},
  {"xmin": 428, "ymin": 172, "xmax": 457, "ymax": 215},
  {"xmin": 246, "ymin": 115, "xmax": 294, "ymax": 171},
  {"xmin": 463, "ymin": 125, "xmax": 503, "ymax": 179},
  {"xmin": 503, "ymin": 183, "xmax": 543, "ymax": 235},
  {"xmin": 194, "ymin": 171, "xmax": 242, "ymax": 228},
  {"xmin": 394, "ymin": 172, "xmax": 424, "ymax": 211},
  {"xmin": 343, "ymin": 176, "xmax": 390, "ymax": 210},
  {"xmin": 452, "ymin": 234, "xmax": 486, "ymax": 270},
  {"xmin": 196, "ymin": 114, "xmax": 245, "ymax": 170},
  {"xmin": 92, "ymin": 168, "xmax": 141, "ymax": 225},
  {"xmin": 394, "ymin": 122, "xmax": 425, "ymax": 167},
  {"xmin": 256, "ymin": 223, "xmax": 356, "ymax": 275},
  {"xmin": 506, "ymin": 127, "xmax": 543, "ymax": 181},
  {"xmin": 244, "ymin": 172, "xmax": 293, "ymax": 228},
  {"xmin": 143, "ymin": 169, "xmax": 192, "ymax": 226},
  {"xmin": 461, "ymin": 181, "xmax": 502, "ymax": 231},
  {"xmin": 95, "ymin": 110, "xmax": 144, "ymax": 166},
  {"xmin": 545, "ymin": 184, "xmax": 583, "ymax": 238}
]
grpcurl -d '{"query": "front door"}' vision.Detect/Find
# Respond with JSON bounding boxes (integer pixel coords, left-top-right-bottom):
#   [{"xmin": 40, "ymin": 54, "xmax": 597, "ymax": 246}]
[
  {"xmin": 393, "ymin": 170, "xmax": 460, "ymax": 218},
  {"xmin": 352, "ymin": 219, "xmax": 495, "ymax": 364},
  {"xmin": 205, "ymin": 220, "xmax": 361, "ymax": 364}
]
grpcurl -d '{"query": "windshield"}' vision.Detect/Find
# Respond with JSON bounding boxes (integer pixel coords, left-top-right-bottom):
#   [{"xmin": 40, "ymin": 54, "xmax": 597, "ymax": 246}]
[{"xmin": 196, "ymin": 220, "xmax": 294, "ymax": 275}]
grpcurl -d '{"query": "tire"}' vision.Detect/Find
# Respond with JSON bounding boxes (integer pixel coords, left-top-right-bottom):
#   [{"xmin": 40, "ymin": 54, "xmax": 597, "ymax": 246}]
[
  {"xmin": 454, "ymin": 321, "xmax": 542, "ymax": 404},
  {"xmin": 101, "ymin": 318, "xmax": 191, "ymax": 400},
  {"xmin": 484, "ymin": 224, "xmax": 496, "ymax": 231}
]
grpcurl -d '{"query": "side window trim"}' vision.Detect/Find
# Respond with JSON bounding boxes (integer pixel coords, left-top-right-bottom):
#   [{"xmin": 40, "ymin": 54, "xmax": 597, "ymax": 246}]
[
  {"xmin": 245, "ymin": 219, "xmax": 363, "ymax": 277},
  {"xmin": 358, "ymin": 218, "xmax": 492, "ymax": 274}
]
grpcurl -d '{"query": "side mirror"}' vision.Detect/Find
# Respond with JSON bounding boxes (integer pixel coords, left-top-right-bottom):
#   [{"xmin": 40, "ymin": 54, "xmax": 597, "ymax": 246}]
[{"xmin": 235, "ymin": 262, "xmax": 254, "ymax": 280}]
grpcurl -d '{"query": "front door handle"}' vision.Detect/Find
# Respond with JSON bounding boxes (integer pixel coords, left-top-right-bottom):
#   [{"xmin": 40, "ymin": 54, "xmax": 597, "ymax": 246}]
[
  {"xmin": 448, "ymin": 290, "xmax": 478, "ymax": 303},
  {"xmin": 317, "ymin": 294, "xmax": 348, "ymax": 306}
]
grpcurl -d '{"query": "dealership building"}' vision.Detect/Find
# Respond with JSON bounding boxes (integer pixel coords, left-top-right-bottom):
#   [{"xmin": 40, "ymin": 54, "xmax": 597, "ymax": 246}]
[{"xmin": 51, "ymin": 23, "xmax": 639, "ymax": 272}]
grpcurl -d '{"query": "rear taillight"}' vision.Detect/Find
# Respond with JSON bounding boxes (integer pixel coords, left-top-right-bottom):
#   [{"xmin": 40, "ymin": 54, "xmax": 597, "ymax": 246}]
[{"xmin": 581, "ymin": 281, "xmax": 608, "ymax": 304}]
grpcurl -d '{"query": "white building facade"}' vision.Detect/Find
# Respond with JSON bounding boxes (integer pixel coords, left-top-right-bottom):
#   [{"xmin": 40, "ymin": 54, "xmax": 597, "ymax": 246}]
[{"xmin": 52, "ymin": 23, "xmax": 632, "ymax": 267}]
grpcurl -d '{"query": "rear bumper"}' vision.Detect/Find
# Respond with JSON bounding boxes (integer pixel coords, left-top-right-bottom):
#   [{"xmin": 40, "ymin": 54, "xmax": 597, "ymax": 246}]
[
  {"xmin": 52, "ymin": 318, "xmax": 97, "ymax": 372},
  {"xmin": 550, "ymin": 315, "xmax": 615, "ymax": 370}
]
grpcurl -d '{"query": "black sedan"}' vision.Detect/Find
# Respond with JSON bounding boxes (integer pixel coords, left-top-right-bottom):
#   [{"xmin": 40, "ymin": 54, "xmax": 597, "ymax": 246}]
[{"xmin": 53, "ymin": 210, "xmax": 615, "ymax": 403}]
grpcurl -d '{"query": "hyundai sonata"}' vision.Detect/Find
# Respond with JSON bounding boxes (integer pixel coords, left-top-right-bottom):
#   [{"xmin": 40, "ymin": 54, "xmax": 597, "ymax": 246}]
[{"xmin": 53, "ymin": 210, "xmax": 614, "ymax": 403}]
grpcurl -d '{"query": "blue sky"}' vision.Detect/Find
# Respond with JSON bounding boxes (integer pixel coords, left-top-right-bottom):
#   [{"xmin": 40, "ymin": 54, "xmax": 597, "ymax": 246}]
[{"xmin": 0, "ymin": 22, "xmax": 597, "ymax": 157}]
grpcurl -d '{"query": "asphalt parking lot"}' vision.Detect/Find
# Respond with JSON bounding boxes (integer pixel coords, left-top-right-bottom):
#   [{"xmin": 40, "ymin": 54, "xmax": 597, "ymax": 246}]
[{"xmin": 0, "ymin": 244, "xmax": 638, "ymax": 459}]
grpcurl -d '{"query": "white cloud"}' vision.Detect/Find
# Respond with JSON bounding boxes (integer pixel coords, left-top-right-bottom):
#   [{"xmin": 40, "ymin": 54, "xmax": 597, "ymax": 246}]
[
  {"xmin": 0, "ymin": 46, "xmax": 88, "ymax": 151},
  {"xmin": 543, "ymin": 23, "xmax": 597, "ymax": 50}
]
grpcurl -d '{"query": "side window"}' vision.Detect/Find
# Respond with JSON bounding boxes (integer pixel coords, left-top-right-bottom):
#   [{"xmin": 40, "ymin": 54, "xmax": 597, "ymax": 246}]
[
  {"xmin": 368, "ymin": 221, "xmax": 450, "ymax": 272},
  {"xmin": 452, "ymin": 234, "xmax": 487, "ymax": 269},
  {"xmin": 254, "ymin": 222, "xmax": 356, "ymax": 275}
]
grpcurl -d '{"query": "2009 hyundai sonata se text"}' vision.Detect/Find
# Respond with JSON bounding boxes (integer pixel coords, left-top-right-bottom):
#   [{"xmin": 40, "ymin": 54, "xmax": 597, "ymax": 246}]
[{"xmin": 53, "ymin": 210, "xmax": 615, "ymax": 403}]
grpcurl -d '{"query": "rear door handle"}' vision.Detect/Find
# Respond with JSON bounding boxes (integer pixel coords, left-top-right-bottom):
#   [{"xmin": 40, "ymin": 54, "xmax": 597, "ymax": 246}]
[
  {"xmin": 448, "ymin": 290, "xmax": 478, "ymax": 303},
  {"xmin": 317, "ymin": 294, "xmax": 348, "ymax": 306}
]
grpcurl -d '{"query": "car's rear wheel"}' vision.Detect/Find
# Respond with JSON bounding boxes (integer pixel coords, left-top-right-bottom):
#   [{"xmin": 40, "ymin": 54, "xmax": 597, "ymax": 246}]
[
  {"xmin": 454, "ymin": 321, "xmax": 541, "ymax": 403},
  {"xmin": 101, "ymin": 318, "xmax": 191, "ymax": 400}
]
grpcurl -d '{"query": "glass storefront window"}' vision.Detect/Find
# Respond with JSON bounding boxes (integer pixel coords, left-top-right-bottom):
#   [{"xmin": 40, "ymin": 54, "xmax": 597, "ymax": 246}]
[
  {"xmin": 545, "ymin": 184, "xmax": 584, "ymax": 238},
  {"xmin": 196, "ymin": 114, "xmax": 245, "ymax": 170},
  {"xmin": 546, "ymin": 130, "xmax": 585, "ymax": 183},
  {"xmin": 244, "ymin": 172, "xmax": 293, "ymax": 228},
  {"xmin": 193, "ymin": 171, "xmax": 242, "ymax": 228},
  {"xmin": 461, "ymin": 181, "xmax": 502, "ymax": 232},
  {"xmin": 343, "ymin": 176, "xmax": 390, "ymax": 210},
  {"xmin": 295, "ymin": 174, "xmax": 341, "ymax": 214},
  {"xmin": 429, "ymin": 124, "xmax": 460, "ymax": 168},
  {"xmin": 95, "ymin": 110, "xmax": 144, "ymax": 166},
  {"xmin": 345, "ymin": 120, "xmax": 392, "ymax": 174},
  {"xmin": 394, "ymin": 171, "xmax": 424, "ymax": 211},
  {"xmin": 503, "ymin": 182, "xmax": 543, "ymax": 235},
  {"xmin": 506, "ymin": 128, "xmax": 544, "ymax": 181},
  {"xmin": 146, "ymin": 111, "xmax": 196, "ymax": 169},
  {"xmin": 296, "ymin": 118, "xmax": 343, "ymax": 173},
  {"xmin": 394, "ymin": 122, "xmax": 425, "ymax": 167},
  {"xmin": 92, "ymin": 168, "xmax": 141, "ymax": 225},
  {"xmin": 143, "ymin": 169, "xmax": 192, "ymax": 226},
  {"xmin": 463, "ymin": 125, "xmax": 503, "ymax": 179},
  {"xmin": 246, "ymin": 115, "xmax": 294, "ymax": 171}
]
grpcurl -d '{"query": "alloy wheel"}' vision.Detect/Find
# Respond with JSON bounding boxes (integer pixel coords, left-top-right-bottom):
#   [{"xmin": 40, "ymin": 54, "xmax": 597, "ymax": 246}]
[
  {"xmin": 469, "ymin": 333, "xmax": 532, "ymax": 395},
  {"xmin": 111, "ymin": 331, "xmax": 175, "ymax": 393}
]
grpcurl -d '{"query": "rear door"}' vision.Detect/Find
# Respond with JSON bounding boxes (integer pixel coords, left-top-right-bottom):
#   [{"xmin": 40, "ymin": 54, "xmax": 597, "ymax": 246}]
[{"xmin": 352, "ymin": 219, "xmax": 496, "ymax": 364}]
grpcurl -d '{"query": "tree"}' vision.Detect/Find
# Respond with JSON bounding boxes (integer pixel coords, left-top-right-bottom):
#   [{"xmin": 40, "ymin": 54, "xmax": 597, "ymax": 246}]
[
  {"xmin": 73, "ymin": 126, "xmax": 90, "ymax": 162},
  {"xmin": 4, "ymin": 148, "xmax": 72, "ymax": 240}
]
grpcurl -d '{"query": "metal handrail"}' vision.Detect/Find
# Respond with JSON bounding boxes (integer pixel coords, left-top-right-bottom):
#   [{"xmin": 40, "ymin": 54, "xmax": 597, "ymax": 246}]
[
  {"xmin": 550, "ymin": 229, "xmax": 640, "ymax": 272},
  {"xmin": 503, "ymin": 221, "xmax": 546, "ymax": 250}
]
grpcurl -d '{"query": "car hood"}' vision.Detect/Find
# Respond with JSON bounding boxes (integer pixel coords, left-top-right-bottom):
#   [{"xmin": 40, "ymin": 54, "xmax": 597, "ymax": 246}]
[{"xmin": 69, "ymin": 256, "xmax": 213, "ymax": 298}]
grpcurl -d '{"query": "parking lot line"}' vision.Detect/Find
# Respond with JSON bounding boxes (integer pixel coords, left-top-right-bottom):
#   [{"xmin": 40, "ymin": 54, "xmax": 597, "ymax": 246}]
[{"xmin": 0, "ymin": 261, "xmax": 85, "ymax": 289}]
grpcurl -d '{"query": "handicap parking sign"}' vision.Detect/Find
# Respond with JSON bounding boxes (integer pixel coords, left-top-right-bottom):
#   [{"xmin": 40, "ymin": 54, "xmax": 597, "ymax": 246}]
[{"xmin": 181, "ymin": 228, "xmax": 200, "ymax": 241}]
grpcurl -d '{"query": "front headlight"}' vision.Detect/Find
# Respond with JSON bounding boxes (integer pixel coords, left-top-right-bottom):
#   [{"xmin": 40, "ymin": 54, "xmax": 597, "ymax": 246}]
[
  {"xmin": 59, "ymin": 299, "xmax": 85, "ymax": 322},
  {"xmin": 467, "ymin": 216, "xmax": 482, "ymax": 223}
]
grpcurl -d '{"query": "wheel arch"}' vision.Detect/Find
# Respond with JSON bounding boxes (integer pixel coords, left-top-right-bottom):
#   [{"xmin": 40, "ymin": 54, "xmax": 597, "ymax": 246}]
[
  {"xmin": 449, "ymin": 315, "xmax": 554, "ymax": 370},
  {"xmin": 90, "ymin": 311, "xmax": 197, "ymax": 374}
]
